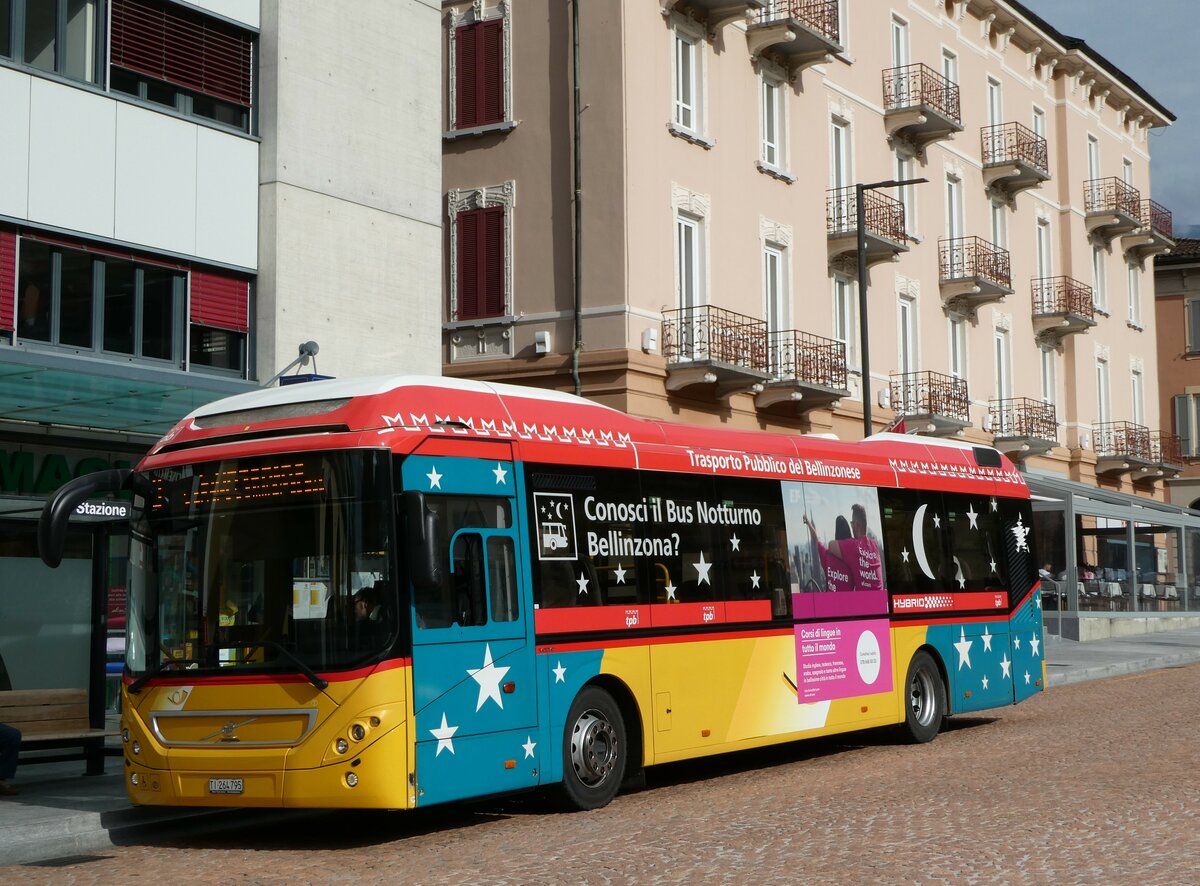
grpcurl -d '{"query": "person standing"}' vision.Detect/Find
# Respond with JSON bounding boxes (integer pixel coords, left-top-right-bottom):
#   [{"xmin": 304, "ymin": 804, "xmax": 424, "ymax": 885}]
[{"xmin": 0, "ymin": 722, "xmax": 19, "ymax": 796}]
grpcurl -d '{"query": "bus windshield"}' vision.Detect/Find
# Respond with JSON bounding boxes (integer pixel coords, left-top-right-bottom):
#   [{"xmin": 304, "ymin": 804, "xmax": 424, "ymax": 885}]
[{"xmin": 126, "ymin": 450, "xmax": 396, "ymax": 681}]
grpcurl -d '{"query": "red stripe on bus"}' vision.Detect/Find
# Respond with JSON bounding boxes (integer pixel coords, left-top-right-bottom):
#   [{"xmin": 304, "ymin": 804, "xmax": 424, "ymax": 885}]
[
  {"xmin": 536, "ymin": 625, "xmax": 793, "ymax": 653},
  {"xmin": 121, "ymin": 656, "xmax": 411, "ymax": 687},
  {"xmin": 533, "ymin": 599, "xmax": 772, "ymax": 634},
  {"xmin": 890, "ymin": 590, "xmax": 1009, "ymax": 614}
]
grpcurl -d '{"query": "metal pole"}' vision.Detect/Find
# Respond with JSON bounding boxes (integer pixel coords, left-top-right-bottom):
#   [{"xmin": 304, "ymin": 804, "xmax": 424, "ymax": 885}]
[
  {"xmin": 571, "ymin": 0, "xmax": 584, "ymax": 397},
  {"xmin": 857, "ymin": 183, "xmax": 871, "ymax": 438}
]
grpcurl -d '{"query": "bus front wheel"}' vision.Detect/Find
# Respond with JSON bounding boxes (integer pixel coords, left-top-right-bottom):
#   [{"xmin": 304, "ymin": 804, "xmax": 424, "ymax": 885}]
[
  {"xmin": 559, "ymin": 686, "xmax": 626, "ymax": 811},
  {"xmin": 901, "ymin": 651, "xmax": 945, "ymax": 744}
]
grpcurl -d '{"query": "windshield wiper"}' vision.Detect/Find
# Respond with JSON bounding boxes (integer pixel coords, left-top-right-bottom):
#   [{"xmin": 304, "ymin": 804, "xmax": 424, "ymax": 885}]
[
  {"xmin": 253, "ymin": 641, "xmax": 329, "ymax": 691},
  {"xmin": 128, "ymin": 643, "xmax": 329, "ymax": 693},
  {"xmin": 128, "ymin": 657, "xmax": 201, "ymax": 695}
]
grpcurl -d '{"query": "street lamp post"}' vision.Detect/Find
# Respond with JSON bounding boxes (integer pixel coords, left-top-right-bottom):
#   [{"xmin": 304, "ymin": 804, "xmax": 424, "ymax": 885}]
[{"xmin": 856, "ymin": 177, "xmax": 927, "ymax": 438}]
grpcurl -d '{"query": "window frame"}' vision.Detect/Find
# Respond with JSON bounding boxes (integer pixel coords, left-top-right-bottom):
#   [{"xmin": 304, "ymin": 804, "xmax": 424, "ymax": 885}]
[
  {"xmin": 3, "ymin": 0, "xmax": 103, "ymax": 86},
  {"xmin": 1126, "ymin": 261, "xmax": 1141, "ymax": 327},
  {"xmin": 446, "ymin": 181, "xmax": 516, "ymax": 328},
  {"xmin": 670, "ymin": 15, "xmax": 708, "ymax": 144},
  {"xmin": 445, "ymin": 1, "xmax": 514, "ymax": 138},
  {"xmin": 832, "ymin": 274, "xmax": 856, "ymax": 371}
]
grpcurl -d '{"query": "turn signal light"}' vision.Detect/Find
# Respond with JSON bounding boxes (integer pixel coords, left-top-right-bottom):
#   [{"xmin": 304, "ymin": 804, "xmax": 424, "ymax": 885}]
[
  {"xmin": 345, "ymin": 772, "xmax": 359, "ymax": 787},
  {"xmin": 351, "ymin": 723, "xmax": 366, "ymax": 741}
]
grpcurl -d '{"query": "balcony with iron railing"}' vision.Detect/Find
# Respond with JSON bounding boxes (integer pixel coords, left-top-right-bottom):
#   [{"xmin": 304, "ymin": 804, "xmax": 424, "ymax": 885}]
[
  {"xmin": 826, "ymin": 186, "xmax": 909, "ymax": 266},
  {"xmin": 745, "ymin": 0, "xmax": 842, "ymax": 73},
  {"xmin": 989, "ymin": 398, "xmax": 1058, "ymax": 459},
  {"xmin": 1031, "ymin": 276, "xmax": 1096, "ymax": 346},
  {"xmin": 1122, "ymin": 198, "xmax": 1175, "ymax": 261},
  {"xmin": 883, "ymin": 63, "xmax": 963, "ymax": 153},
  {"xmin": 1084, "ymin": 177, "xmax": 1142, "ymax": 243},
  {"xmin": 756, "ymin": 329, "xmax": 849, "ymax": 411},
  {"xmin": 659, "ymin": 1, "xmax": 766, "ymax": 31},
  {"xmin": 889, "ymin": 370, "xmax": 970, "ymax": 436},
  {"xmin": 662, "ymin": 305, "xmax": 771, "ymax": 399},
  {"xmin": 1093, "ymin": 420, "xmax": 1153, "ymax": 476},
  {"xmin": 981, "ymin": 122, "xmax": 1049, "ymax": 202},
  {"xmin": 1149, "ymin": 431, "xmax": 1185, "ymax": 477},
  {"xmin": 938, "ymin": 236, "xmax": 1013, "ymax": 314}
]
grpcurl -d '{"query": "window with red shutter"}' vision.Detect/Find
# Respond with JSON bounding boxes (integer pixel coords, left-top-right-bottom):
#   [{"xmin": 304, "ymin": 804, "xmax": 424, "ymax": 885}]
[
  {"xmin": 454, "ymin": 20, "xmax": 504, "ymax": 129},
  {"xmin": 110, "ymin": 0, "xmax": 254, "ymax": 131},
  {"xmin": 456, "ymin": 207, "xmax": 505, "ymax": 321},
  {"xmin": 0, "ymin": 230, "xmax": 15, "ymax": 332}
]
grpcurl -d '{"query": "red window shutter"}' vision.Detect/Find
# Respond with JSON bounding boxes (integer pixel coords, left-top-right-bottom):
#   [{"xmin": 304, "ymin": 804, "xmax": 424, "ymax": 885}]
[
  {"xmin": 191, "ymin": 270, "xmax": 249, "ymax": 332},
  {"xmin": 479, "ymin": 21, "xmax": 504, "ymax": 126},
  {"xmin": 456, "ymin": 24, "xmax": 478, "ymax": 129},
  {"xmin": 482, "ymin": 207, "xmax": 505, "ymax": 316},
  {"xmin": 456, "ymin": 207, "xmax": 505, "ymax": 321},
  {"xmin": 111, "ymin": 0, "xmax": 253, "ymax": 107},
  {"xmin": 0, "ymin": 231, "xmax": 14, "ymax": 332}
]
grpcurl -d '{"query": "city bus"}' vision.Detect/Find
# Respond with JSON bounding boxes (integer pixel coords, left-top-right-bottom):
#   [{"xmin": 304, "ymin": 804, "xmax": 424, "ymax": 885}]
[{"xmin": 38, "ymin": 376, "xmax": 1044, "ymax": 811}]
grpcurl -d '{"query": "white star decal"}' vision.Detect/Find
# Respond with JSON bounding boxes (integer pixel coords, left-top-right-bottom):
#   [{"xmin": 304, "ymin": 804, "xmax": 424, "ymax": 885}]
[
  {"xmin": 990, "ymin": 497, "xmax": 998, "ymax": 511},
  {"xmin": 954, "ymin": 557, "xmax": 966, "ymax": 589},
  {"xmin": 552, "ymin": 661, "xmax": 567, "ymax": 683},
  {"xmin": 730, "ymin": 533, "xmax": 741, "ymax": 552},
  {"xmin": 613, "ymin": 564, "xmax": 627, "ymax": 584},
  {"xmin": 1000, "ymin": 654, "xmax": 1012, "ymax": 678},
  {"xmin": 901, "ymin": 547, "xmax": 910, "ymax": 563},
  {"xmin": 694, "ymin": 552, "xmax": 713, "ymax": 585},
  {"xmin": 981, "ymin": 627, "xmax": 993, "ymax": 652},
  {"xmin": 522, "ymin": 736, "xmax": 537, "ymax": 759},
  {"xmin": 954, "ymin": 627, "xmax": 973, "ymax": 670},
  {"xmin": 966, "ymin": 504, "xmax": 979, "ymax": 529},
  {"xmin": 493, "ymin": 463, "xmax": 508, "ymax": 484},
  {"xmin": 576, "ymin": 573, "xmax": 590, "ymax": 595},
  {"xmin": 1024, "ymin": 670, "xmax": 1031, "ymax": 685},
  {"xmin": 1035, "ymin": 593, "xmax": 1042, "ymax": 610},
  {"xmin": 1013, "ymin": 636, "xmax": 1021, "ymax": 650},
  {"xmin": 981, "ymin": 674, "xmax": 989, "ymax": 690},
  {"xmin": 431, "ymin": 712, "xmax": 458, "ymax": 757},
  {"xmin": 426, "ymin": 466, "xmax": 443, "ymax": 489},
  {"xmin": 1011, "ymin": 515, "xmax": 1030, "ymax": 552},
  {"xmin": 466, "ymin": 644, "xmax": 511, "ymax": 711},
  {"xmin": 750, "ymin": 570, "xmax": 761, "ymax": 589},
  {"xmin": 1030, "ymin": 634, "xmax": 1041, "ymax": 658},
  {"xmin": 932, "ymin": 513, "xmax": 942, "ymax": 529},
  {"xmin": 665, "ymin": 581, "xmax": 677, "ymax": 601},
  {"xmin": 989, "ymin": 558, "xmax": 998, "ymax": 574}
]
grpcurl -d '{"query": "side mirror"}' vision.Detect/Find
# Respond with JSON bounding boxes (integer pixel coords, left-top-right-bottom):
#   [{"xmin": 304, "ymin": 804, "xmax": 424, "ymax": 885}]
[
  {"xmin": 39, "ymin": 469, "xmax": 134, "ymax": 568},
  {"xmin": 401, "ymin": 491, "xmax": 441, "ymax": 590}
]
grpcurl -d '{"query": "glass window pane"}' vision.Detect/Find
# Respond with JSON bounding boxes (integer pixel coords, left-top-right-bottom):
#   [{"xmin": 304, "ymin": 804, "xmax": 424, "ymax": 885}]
[
  {"xmin": 104, "ymin": 260, "xmax": 136, "ymax": 355},
  {"xmin": 59, "ymin": 249, "xmax": 93, "ymax": 347},
  {"xmin": 141, "ymin": 267, "xmax": 176, "ymax": 360},
  {"xmin": 24, "ymin": 0, "xmax": 55, "ymax": 72},
  {"xmin": 1, "ymin": 0, "xmax": 12, "ymax": 58},
  {"xmin": 487, "ymin": 537, "xmax": 517, "ymax": 622},
  {"xmin": 190, "ymin": 325, "xmax": 246, "ymax": 372},
  {"xmin": 17, "ymin": 240, "xmax": 52, "ymax": 342},
  {"xmin": 64, "ymin": 0, "xmax": 97, "ymax": 83}
]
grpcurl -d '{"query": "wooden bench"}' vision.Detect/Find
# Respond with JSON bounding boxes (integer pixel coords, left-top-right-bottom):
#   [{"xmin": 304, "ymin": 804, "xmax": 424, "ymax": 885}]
[{"xmin": 0, "ymin": 688, "xmax": 116, "ymax": 776}]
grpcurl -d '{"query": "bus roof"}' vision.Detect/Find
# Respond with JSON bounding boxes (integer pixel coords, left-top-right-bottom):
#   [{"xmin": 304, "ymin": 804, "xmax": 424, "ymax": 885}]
[{"xmin": 147, "ymin": 375, "xmax": 1026, "ymax": 497}]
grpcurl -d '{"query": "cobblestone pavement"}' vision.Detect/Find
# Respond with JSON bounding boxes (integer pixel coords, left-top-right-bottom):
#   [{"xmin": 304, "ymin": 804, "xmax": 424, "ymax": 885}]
[{"xmin": 7, "ymin": 666, "xmax": 1200, "ymax": 886}]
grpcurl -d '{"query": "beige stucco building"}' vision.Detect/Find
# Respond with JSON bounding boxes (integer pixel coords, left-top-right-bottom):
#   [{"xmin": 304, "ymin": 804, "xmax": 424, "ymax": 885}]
[
  {"xmin": 440, "ymin": 0, "xmax": 1176, "ymax": 504},
  {"xmin": 1156, "ymin": 239, "xmax": 1200, "ymax": 509}
]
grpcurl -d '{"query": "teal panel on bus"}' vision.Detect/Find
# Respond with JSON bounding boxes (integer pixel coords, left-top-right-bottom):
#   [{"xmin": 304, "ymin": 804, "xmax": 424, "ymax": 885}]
[{"xmin": 927, "ymin": 620, "xmax": 1015, "ymax": 714}]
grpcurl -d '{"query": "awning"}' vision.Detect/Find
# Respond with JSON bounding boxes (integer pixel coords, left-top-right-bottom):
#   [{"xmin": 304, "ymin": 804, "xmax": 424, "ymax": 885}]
[{"xmin": 1024, "ymin": 468, "xmax": 1200, "ymax": 529}]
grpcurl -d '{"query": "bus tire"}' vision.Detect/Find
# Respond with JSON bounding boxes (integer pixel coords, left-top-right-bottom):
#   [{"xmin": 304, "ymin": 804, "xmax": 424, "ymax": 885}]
[
  {"xmin": 559, "ymin": 685, "xmax": 626, "ymax": 811},
  {"xmin": 900, "ymin": 651, "xmax": 945, "ymax": 744}
]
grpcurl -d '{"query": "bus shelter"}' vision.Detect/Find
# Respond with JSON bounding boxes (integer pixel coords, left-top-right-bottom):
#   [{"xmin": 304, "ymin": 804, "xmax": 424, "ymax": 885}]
[{"xmin": 1026, "ymin": 471, "xmax": 1200, "ymax": 641}]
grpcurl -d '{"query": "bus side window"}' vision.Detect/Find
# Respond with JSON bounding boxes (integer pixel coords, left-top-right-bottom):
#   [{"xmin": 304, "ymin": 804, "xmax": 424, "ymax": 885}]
[
  {"xmin": 451, "ymin": 533, "xmax": 487, "ymax": 627},
  {"xmin": 487, "ymin": 537, "xmax": 518, "ymax": 622}
]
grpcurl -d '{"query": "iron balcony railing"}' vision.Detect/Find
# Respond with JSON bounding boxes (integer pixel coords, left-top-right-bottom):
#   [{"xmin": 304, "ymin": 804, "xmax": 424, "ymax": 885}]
[
  {"xmin": 1084, "ymin": 176, "xmax": 1141, "ymax": 219},
  {"xmin": 882, "ymin": 62, "xmax": 961, "ymax": 124},
  {"xmin": 1093, "ymin": 421, "xmax": 1152, "ymax": 461},
  {"xmin": 980, "ymin": 121, "xmax": 1048, "ymax": 174},
  {"xmin": 1031, "ymin": 276, "xmax": 1095, "ymax": 321},
  {"xmin": 989, "ymin": 397, "xmax": 1057, "ymax": 441},
  {"xmin": 939, "ymin": 236, "xmax": 1012, "ymax": 289},
  {"xmin": 890, "ymin": 370, "xmax": 970, "ymax": 424},
  {"xmin": 752, "ymin": 0, "xmax": 839, "ymax": 42},
  {"xmin": 662, "ymin": 305, "xmax": 769, "ymax": 372},
  {"xmin": 826, "ymin": 186, "xmax": 908, "ymax": 244},
  {"xmin": 1138, "ymin": 199, "xmax": 1174, "ymax": 239},
  {"xmin": 768, "ymin": 329, "xmax": 847, "ymax": 390},
  {"xmin": 1150, "ymin": 431, "xmax": 1183, "ymax": 468}
]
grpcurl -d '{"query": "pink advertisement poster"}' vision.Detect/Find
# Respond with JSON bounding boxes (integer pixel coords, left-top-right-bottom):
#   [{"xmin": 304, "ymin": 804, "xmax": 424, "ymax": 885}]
[{"xmin": 794, "ymin": 618, "xmax": 893, "ymax": 703}]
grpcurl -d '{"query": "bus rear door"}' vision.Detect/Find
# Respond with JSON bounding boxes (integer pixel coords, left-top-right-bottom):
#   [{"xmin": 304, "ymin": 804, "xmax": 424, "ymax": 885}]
[{"xmin": 403, "ymin": 449, "xmax": 541, "ymax": 806}]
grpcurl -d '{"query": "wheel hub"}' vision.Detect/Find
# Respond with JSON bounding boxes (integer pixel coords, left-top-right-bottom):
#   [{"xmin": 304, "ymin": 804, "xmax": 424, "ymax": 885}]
[{"xmin": 571, "ymin": 709, "xmax": 618, "ymax": 786}]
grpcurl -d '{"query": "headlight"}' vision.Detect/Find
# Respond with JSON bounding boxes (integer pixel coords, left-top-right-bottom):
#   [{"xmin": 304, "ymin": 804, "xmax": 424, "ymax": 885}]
[
  {"xmin": 345, "ymin": 772, "xmax": 359, "ymax": 787},
  {"xmin": 336, "ymin": 738, "xmax": 349, "ymax": 754},
  {"xmin": 131, "ymin": 741, "xmax": 140, "ymax": 755},
  {"xmin": 350, "ymin": 723, "xmax": 366, "ymax": 742}
]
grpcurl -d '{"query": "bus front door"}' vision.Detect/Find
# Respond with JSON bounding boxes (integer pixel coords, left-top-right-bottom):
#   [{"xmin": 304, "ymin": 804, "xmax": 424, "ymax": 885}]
[{"xmin": 404, "ymin": 453, "xmax": 540, "ymax": 806}]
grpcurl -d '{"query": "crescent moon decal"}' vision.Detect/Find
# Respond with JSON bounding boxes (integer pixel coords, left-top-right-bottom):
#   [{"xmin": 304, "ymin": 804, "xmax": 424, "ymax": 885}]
[{"xmin": 912, "ymin": 504, "xmax": 936, "ymax": 580}]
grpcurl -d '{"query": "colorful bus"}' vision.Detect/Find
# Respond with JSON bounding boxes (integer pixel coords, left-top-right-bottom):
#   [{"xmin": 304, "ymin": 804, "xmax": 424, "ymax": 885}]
[{"xmin": 39, "ymin": 376, "xmax": 1044, "ymax": 811}]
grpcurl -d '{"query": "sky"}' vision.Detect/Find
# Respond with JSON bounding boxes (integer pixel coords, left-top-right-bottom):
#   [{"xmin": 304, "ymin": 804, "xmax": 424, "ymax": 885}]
[{"xmin": 1022, "ymin": 1, "xmax": 1200, "ymax": 235}]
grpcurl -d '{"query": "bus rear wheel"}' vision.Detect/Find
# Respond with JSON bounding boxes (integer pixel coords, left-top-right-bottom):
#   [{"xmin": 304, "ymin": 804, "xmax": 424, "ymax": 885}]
[
  {"xmin": 559, "ymin": 686, "xmax": 625, "ymax": 811},
  {"xmin": 901, "ymin": 651, "xmax": 945, "ymax": 744}
]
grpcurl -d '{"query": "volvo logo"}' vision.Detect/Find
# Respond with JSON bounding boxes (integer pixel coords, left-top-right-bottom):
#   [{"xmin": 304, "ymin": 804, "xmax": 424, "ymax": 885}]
[{"xmin": 199, "ymin": 716, "xmax": 258, "ymax": 744}]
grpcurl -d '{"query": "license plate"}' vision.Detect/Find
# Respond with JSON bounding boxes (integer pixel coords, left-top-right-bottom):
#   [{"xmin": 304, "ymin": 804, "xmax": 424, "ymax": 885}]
[{"xmin": 208, "ymin": 778, "xmax": 244, "ymax": 795}]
